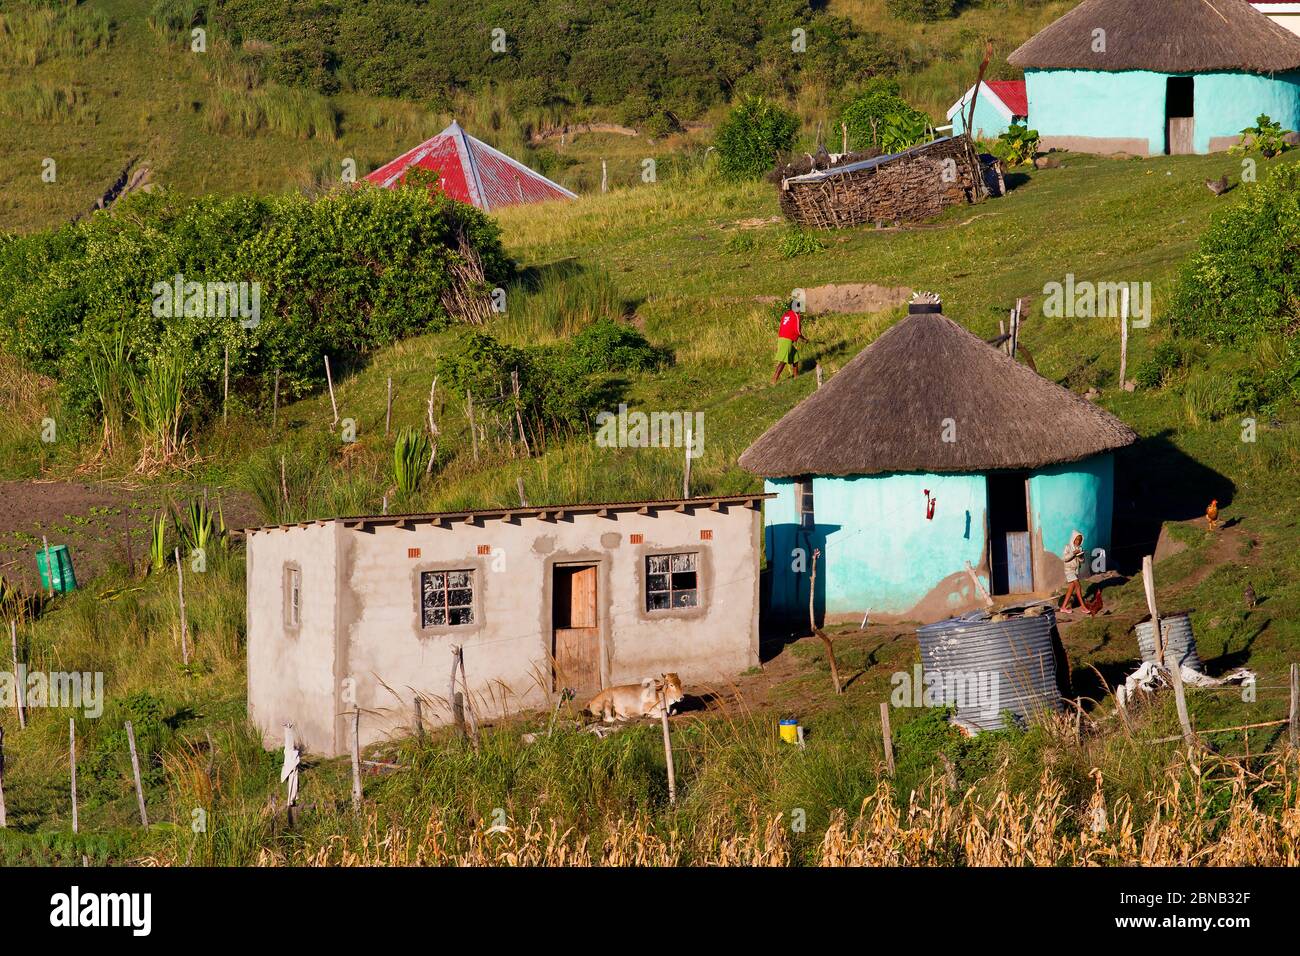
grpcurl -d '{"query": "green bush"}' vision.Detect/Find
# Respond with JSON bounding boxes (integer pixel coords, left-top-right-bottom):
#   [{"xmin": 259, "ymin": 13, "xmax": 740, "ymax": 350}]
[
  {"xmin": 838, "ymin": 78, "xmax": 931, "ymax": 154},
  {"xmin": 0, "ymin": 185, "xmax": 512, "ymax": 423},
  {"xmin": 1135, "ymin": 341, "xmax": 1187, "ymax": 390},
  {"xmin": 714, "ymin": 96, "xmax": 800, "ymax": 180},
  {"xmin": 436, "ymin": 323, "xmax": 662, "ymax": 442},
  {"xmin": 886, "ymin": 0, "xmax": 958, "ymax": 22},
  {"xmin": 1168, "ymin": 163, "xmax": 1300, "ymax": 346}
]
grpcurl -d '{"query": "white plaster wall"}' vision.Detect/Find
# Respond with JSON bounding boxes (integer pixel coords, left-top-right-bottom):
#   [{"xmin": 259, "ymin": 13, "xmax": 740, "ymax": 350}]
[
  {"xmin": 246, "ymin": 522, "xmax": 340, "ymax": 755},
  {"xmin": 336, "ymin": 504, "xmax": 761, "ymax": 752}
]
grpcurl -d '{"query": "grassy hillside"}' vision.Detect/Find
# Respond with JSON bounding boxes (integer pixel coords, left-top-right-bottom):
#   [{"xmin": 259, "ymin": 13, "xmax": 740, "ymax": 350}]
[
  {"xmin": 4, "ymin": 0, "xmax": 1300, "ymax": 868},
  {"xmin": 0, "ymin": 0, "xmax": 1087, "ymax": 233},
  {"xmin": 3, "ymin": 139, "xmax": 1300, "ymax": 864}
]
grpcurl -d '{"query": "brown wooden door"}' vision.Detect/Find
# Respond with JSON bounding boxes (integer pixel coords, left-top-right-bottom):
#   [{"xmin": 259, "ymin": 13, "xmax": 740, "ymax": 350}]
[
  {"xmin": 552, "ymin": 565, "xmax": 600, "ymax": 693},
  {"xmin": 1168, "ymin": 117, "xmax": 1195, "ymax": 156}
]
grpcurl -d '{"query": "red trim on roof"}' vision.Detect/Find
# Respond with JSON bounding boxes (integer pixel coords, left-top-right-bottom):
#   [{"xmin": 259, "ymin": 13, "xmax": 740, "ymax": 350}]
[
  {"xmin": 986, "ymin": 80, "xmax": 1028, "ymax": 117},
  {"xmin": 364, "ymin": 121, "xmax": 576, "ymax": 210}
]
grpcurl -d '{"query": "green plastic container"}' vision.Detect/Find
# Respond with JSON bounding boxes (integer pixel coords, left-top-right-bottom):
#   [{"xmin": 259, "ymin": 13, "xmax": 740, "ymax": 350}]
[{"xmin": 36, "ymin": 544, "xmax": 77, "ymax": 594}]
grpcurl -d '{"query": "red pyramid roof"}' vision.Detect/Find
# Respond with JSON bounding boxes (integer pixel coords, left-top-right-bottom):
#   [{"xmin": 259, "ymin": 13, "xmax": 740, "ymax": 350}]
[{"xmin": 365, "ymin": 121, "xmax": 577, "ymax": 211}]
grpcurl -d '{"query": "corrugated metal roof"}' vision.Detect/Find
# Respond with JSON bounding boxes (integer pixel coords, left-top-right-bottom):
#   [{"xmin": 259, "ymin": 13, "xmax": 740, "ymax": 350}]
[
  {"xmin": 364, "ymin": 121, "xmax": 577, "ymax": 210},
  {"xmin": 238, "ymin": 494, "xmax": 773, "ymax": 535}
]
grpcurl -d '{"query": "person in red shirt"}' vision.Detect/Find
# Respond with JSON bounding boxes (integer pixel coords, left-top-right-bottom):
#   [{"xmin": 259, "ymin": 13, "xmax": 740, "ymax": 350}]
[{"xmin": 771, "ymin": 307, "xmax": 806, "ymax": 383}]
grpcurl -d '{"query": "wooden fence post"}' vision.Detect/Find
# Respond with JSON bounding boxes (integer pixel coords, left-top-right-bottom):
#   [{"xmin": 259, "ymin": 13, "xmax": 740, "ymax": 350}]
[
  {"xmin": 880, "ymin": 702, "xmax": 895, "ymax": 777},
  {"xmin": 350, "ymin": 709, "xmax": 362, "ymax": 810},
  {"xmin": 1143, "ymin": 555, "xmax": 1195, "ymax": 749},
  {"xmin": 467, "ymin": 390, "xmax": 479, "ymax": 463},
  {"xmin": 42, "ymin": 536, "xmax": 53, "ymax": 598},
  {"xmin": 385, "ymin": 376, "xmax": 393, "ymax": 437},
  {"xmin": 222, "ymin": 346, "xmax": 229, "ymax": 425},
  {"xmin": 10, "ymin": 620, "xmax": 24, "ymax": 730},
  {"xmin": 126, "ymin": 720, "xmax": 148, "ymax": 827},
  {"xmin": 1290, "ymin": 662, "xmax": 1298, "ymax": 751},
  {"xmin": 282, "ymin": 723, "xmax": 300, "ymax": 827},
  {"xmin": 682, "ymin": 426, "xmax": 692, "ymax": 499},
  {"xmin": 174, "ymin": 547, "xmax": 190, "ymax": 666},
  {"xmin": 1119, "ymin": 285, "xmax": 1130, "ymax": 390},
  {"xmin": 425, "ymin": 376, "xmax": 440, "ymax": 477},
  {"xmin": 458, "ymin": 647, "xmax": 479, "ymax": 751},
  {"xmin": 0, "ymin": 725, "xmax": 7, "ymax": 828},
  {"xmin": 809, "ymin": 548, "xmax": 842, "ymax": 695},
  {"xmin": 413, "ymin": 696, "xmax": 424, "ymax": 741},
  {"xmin": 660, "ymin": 687, "xmax": 677, "ymax": 805},
  {"xmin": 449, "ymin": 646, "xmax": 466, "ymax": 738},
  {"xmin": 511, "ymin": 369, "xmax": 530, "ymax": 456},
  {"xmin": 69, "ymin": 718, "xmax": 79, "ymax": 834},
  {"xmin": 517, "ymin": 477, "xmax": 528, "ymax": 508},
  {"xmin": 324, "ymin": 355, "xmax": 339, "ymax": 425}
]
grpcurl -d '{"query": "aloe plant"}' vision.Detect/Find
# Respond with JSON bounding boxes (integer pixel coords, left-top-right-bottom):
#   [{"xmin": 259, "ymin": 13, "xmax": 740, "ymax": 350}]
[
  {"xmin": 393, "ymin": 428, "xmax": 431, "ymax": 496},
  {"xmin": 175, "ymin": 498, "xmax": 216, "ymax": 555},
  {"xmin": 148, "ymin": 510, "xmax": 168, "ymax": 574}
]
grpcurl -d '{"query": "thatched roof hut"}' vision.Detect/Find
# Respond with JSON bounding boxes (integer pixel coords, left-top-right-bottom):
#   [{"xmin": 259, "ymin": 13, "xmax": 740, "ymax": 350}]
[
  {"xmin": 739, "ymin": 308, "xmax": 1137, "ymax": 478},
  {"xmin": 1009, "ymin": 0, "xmax": 1300, "ymax": 73},
  {"xmin": 743, "ymin": 300, "xmax": 1138, "ymax": 624},
  {"xmin": 1008, "ymin": 0, "xmax": 1300, "ymax": 155}
]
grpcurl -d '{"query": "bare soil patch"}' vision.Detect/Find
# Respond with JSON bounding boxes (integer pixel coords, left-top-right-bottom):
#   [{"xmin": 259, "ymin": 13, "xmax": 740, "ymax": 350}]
[
  {"xmin": 755, "ymin": 282, "xmax": 913, "ymax": 316},
  {"xmin": 0, "ymin": 480, "xmax": 257, "ymax": 590}
]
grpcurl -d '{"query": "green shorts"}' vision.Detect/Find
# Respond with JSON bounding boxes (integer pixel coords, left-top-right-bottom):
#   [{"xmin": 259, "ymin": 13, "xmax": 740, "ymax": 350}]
[{"xmin": 775, "ymin": 338, "xmax": 797, "ymax": 364}]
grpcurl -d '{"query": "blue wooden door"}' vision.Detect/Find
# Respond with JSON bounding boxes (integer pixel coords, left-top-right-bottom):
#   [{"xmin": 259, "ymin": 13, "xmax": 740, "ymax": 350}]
[{"xmin": 1004, "ymin": 532, "xmax": 1033, "ymax": 593}]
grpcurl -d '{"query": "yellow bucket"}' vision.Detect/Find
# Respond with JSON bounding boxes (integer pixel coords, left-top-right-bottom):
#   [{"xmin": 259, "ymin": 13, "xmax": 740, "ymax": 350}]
[{"xmin": 779, "ymin": 719, "xmax": 799, "ymax": 744}]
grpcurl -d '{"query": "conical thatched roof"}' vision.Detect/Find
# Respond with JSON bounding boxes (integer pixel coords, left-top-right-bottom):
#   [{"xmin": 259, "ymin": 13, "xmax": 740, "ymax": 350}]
[
  {"xmin": 739, "ymin": 311, "xmax": 1138, "ymax": 478},
  {"xmin": 1008, "ymin": 0, "xmax": 1300, "ymax": 73}
]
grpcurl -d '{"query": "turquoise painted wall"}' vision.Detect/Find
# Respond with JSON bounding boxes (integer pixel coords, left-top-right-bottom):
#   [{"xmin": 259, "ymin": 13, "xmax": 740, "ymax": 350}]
[
  {"xmin": 1028, "ymin": 454, "xmax": 1115, "ymax": 575},
  {"xmin": 763, "ymin": 453, "xmax": 1118, "ymax": 621},
  {"xmin": 951, "ymin": 94, "xmax": 1016, "ymax": 140},
  {"xmin": 1025, "ymin": 68, "xmax": 1300, "ymax": 154},
  {"xmin": 765, "ymin": 473, "xmax": 989, "ymax": 620}
]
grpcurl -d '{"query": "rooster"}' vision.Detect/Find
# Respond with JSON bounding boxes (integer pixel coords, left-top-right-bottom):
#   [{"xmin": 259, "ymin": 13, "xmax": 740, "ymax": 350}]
[
  {"xmin": 1081, "ymin": 587, "xmax": 1104, "ymax": 617},
  {"xmin": 1206, "ymin": 499, "xmax": 1219, "ymax": 531},
  {"xmin": 1206, "ymin": 175, "xmax": 1230, "ymax": 196},
  {"xmin": 1244, "ymin": 583, "xmax": 1257, "ymax": 609}
]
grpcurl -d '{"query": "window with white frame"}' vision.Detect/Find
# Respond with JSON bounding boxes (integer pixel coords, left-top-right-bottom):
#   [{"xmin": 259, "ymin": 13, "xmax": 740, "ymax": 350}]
[
  {"xmin": 646, "ymin": 553, "xmax": 699, "ymax": 611},
  {"xmin": 797, "ymin": 478, "xmax": 815, "ymax": 529},
  {"xmin": 284, "ymin": 565, "xmax": 301, "ymax": 629},
  {"xmin": 421, "ymin": 570, "xmax": 475, "ymax": 627}
]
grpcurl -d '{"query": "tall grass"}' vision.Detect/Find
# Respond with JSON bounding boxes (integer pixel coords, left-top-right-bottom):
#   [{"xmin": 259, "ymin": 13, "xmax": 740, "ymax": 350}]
[
  {"xmin": 86, "ymin": 329, "xmax": 130, "ymax": 458},
  {"xmin": 0, "ymin": 80, "xmax": 89, "ymax": 122},
  {"xmin": 125, "ymin": 351, "xmax": 188, "ymax": 473},
  {"xmin": 205, "ymin": 86, "xmax": 338, "ymax": 142},
  {"xmin": 491, "ymin": 264, "xmax": 627, "ymax": 344},
  {"xmin": 0, "ymin": 5, "xmax": 111, "ymax": 67},
  {"xmin": 147, "ymin": 0, "xmax": 206, "ymax": 37}
]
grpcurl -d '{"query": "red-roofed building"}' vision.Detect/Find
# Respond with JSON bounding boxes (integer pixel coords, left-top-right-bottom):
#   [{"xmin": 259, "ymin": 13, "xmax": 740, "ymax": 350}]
[
  {"xmin": 947, "ymin": 80, "xmax": 1030, "ymax": 140},
  {"xmin": 366, "ymin": 121, "xmax": 577, "ymax": 211}
]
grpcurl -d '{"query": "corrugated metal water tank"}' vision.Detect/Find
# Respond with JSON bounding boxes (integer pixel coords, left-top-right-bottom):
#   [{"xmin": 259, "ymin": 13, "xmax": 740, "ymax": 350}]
[
  {"xmin": 916, "ymin": 610, "xmax": 1064, "ymax": 732},
  {"xmin": 1134, "ymin": 612, "xmax": 1203, "ymax": 673}
]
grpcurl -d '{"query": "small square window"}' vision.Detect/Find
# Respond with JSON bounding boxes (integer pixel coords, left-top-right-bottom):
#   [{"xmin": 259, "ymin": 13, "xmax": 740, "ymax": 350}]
[
  {"xmin": 646, "ymin": 552, "xmax": 699, "ymax": 611},
  {"xmin": 421, "ymin": 569, "xmax": 475, "ymax": 628},
  {"xmin": 284, "ymin": 566, "xmax": 301, "ymax": 629}
]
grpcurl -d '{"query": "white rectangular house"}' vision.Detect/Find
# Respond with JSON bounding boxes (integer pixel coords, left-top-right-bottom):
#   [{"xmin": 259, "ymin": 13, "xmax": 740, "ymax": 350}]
[{"xmin": 243, "ymin": 495, "xmax": 767, "ymax": 756}]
